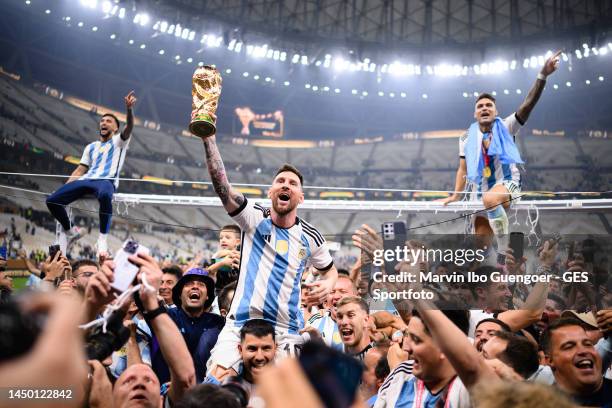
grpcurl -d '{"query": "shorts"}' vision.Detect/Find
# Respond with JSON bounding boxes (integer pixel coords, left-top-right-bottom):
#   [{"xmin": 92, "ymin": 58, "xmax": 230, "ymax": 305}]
[
  {"xmin": 206, "ymin": 320, "xmax": 306, "ymax": 375},
  {"xmin": 471, "ymin": 180, "xmax": 521, "ymax": 228}
]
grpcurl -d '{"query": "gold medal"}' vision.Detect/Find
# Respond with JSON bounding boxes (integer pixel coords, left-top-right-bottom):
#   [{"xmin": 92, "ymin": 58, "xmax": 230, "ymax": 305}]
[{"xmin": 483, "ymin": 167, "xmax": 491, "ymax": 178}]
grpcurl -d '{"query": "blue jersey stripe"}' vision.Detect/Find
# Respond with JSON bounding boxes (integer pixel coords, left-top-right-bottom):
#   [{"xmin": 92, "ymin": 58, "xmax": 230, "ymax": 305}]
[
  {"xmin": 262, "ymin": 228, "xmax": 290, "ymax": 326},
  {"xmin": 396, "ymin": 379, "xmax": 417, "ymax": 408},
  {"xmin": 89, "ymin": 142, "xmax": 105, "ymax": 175},
  {"xmin": 501, "ymin": 163, "xmax": 512, "ymax": 180},
  {"xmin": 287, "ymin": 234, "xmax": 311, "ymax": 333},
  {"xmin": 235, "ymin": 219, "xmax": 271, "ymax": 323},
  {"xmin": 99, "ymin": 142, "xmax": 115, "ymax": 178}
]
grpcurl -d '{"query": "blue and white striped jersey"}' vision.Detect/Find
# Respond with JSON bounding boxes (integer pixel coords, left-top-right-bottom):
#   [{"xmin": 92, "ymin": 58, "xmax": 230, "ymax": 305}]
[
  {"xmin": 459, "ymin": 113, "xmax": 522, "ymax": 195},
  {"xmin": 79, "ymin": 133, "xmax": 130, "ymax": 188},
  {"xmin": 227, "ymin": 199, "xmax": 333, "ymax": 333},
  {"xmin": 307, "ymin": 310, "xmax": 344, "ymax": 351}
]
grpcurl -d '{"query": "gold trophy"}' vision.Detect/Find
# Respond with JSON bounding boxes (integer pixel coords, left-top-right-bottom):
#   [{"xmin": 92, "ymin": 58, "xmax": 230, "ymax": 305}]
[{"xmin": 189, "ymin": 66, "xmax": 222, "ymax": 138}]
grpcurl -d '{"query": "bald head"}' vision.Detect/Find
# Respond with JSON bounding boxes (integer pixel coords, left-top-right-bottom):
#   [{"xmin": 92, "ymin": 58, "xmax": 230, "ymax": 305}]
[{"xmin": 113, "ymin": 364, "xmax": 162, "ymax": 408}]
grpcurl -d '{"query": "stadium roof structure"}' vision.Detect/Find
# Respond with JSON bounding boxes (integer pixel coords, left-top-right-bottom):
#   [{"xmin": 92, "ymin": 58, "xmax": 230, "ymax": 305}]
[{"xmin": 153, "ymin": 0, "xmax": 611, "ymax": 52}]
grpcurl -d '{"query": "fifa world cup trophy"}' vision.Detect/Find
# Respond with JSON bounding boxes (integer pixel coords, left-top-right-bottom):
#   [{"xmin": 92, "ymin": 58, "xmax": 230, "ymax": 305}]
[{"xmin": 189, "ymin": 66, "xmax": 222, "ymax": 138}]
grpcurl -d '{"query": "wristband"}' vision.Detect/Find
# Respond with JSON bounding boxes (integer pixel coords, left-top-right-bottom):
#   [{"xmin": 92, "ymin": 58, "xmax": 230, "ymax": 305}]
[
  {"xmin": 537, "ymin": 72, "xmax": 547, "ymax": 81},
  {"xmin": 143, "ymin": 302, "xmax": 167, "ymax": 321}
]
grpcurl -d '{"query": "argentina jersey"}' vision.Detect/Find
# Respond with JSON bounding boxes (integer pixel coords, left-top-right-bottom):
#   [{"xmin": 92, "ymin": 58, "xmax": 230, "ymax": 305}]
[
  {"xmin": 227, "ymin": 199, "xmax": 333, "ymax": 333},
  {"xmin": 459, "ymin": 113, "xmax": 522, "ymax": 198},
  {"xmin": 79, "ymin": 133, "xmax": 130, "ymax": 188},
  {"xmin": 307, "ymin": 310, "xmax": 344, "ymax": 351}
]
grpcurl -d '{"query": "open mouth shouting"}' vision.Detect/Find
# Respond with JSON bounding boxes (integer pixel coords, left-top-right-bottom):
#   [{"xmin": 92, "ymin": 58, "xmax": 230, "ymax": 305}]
[
  {"xmin": 340, "ymin": 327, "xmax": 354, "ymax": 343},
  {"xmin": 573, "ymin": 356, "xmax": 595, "ymax": 375},
  {"xmin": 278, "ymin": 191, "xmax": 291, "ymax": 202}
]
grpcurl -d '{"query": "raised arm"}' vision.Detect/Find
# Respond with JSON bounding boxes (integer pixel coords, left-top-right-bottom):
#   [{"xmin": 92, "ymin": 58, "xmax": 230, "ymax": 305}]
[
  {"xmin": 131, "ymin": 254, "xmax": 196, "ymax": 403},
  {"xmin": 202, "ymin": 135, "xmax": 245, "ymax": 214},
  {"xmin": 515, "ymin": 50, "xmax": 561, "ymax": 124},
  {"xmin": 120, "ymin": 91, "xmax": 137, "ymax": 141}
]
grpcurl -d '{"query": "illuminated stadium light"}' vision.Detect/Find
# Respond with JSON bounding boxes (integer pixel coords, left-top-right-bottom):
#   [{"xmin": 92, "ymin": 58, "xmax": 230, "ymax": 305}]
[
  {"xmin": 522, "ymin": 58, "xmax": 529, "ymax": 68},
  {"xmin": 561, "ymin": 53, "xmax": 569, "ymax": 62},
  {"xmin": 425, "ymin": 65, "xmax": 433, "ymax": 75},
  {"xmin": 101, "ymin": 1, "xmax": 112, "ymax": 13},
  {"xmin": 272, "ymin": 50, "xmax": 281, "ymax": 60},
  {"xmin": 25, "ymin": 0, "xmax": 31, "ymax": 4},
  {"xmin": 133, "ymin": 13, "xmax": 150, "ymax": 26},
  {"xmin": 283, "ymin": 81, "xmax": 290, "ymax": 86},
  {"xmin": 118, "ymin": 7, "xmax": 126, "ymax": 19},
  {"xmin": 585, "ymin": 79, "xmax": 591, "ymax": 85},
  {"xmin": 400, "ymin": 92, "xmax": 407, "ymax": 98},
  {"xmin": 491, "ymin": 91, "xmax": 497, "ymax": 96},
  {"xmin": 473, "ymin": 91, "xmax": 479, "ymax": 97},
  {"xmin": 174, "ymin": 24, "xmax": 182, "ymax": 37},
  {"xmin": 45, "ymin": 9, "xmax": 51, "ymax": 14},
  {"xmin": 510, "ymin": 60, "xmax": 517, "ymax": 70},
  {"xmin": 503, "ymin": 89, "xmax": 509, "ymax": 94},
  {"xmin": 575, "ymin": 49, "xmax": 583, "ymax": 59},
  {"xmin": 300, "ymin": 55, "xmax": 308, "ymax": 65},
  {"xmin": 291, "ymin": 54, "xmax": 300, "ymax": 64},
  {"xmin": 253, "ymin": 75, "xmax": 260, "ymax": 80},
  {"xmin": 186, "ymin": 57, "xmax": 193, "ymax": 63},
  {"xmin": 351, "ymin": 89, "xmax": 358, "ymax": 95},
  {"xmin": 599, "ymin": 76, "xmax": 605, "ymax": 81},
  {"xmin": 158, "ymin": 49, "xmax": 165, "ymax": 55},
  {"xmin": 92, "ymin": 26, "xmax": 98, "ymax": 32},
  {"xmin": 609, "ymin": 43, "xmax": 612, "ymax": 50},
  {"xmin": 333, "ymin": 57, "xmax": 349, "ymax": 71},
  {"xmin": 128, "ymin": 39, "xmax": 134, "ymax": 45},
  {"xmin": 279, "ymin": 52, "xmax": 286, "ymax": 61},
  {"xmin": 159, "ymin": 21, "xmax": 168, "ymax": 33},
  {"xmin": 304, "ymin": 83, "xmax": 311, "ymax": 89},
  {"xmin": 181, "ymin": 30, "xmax": 189, "ymax": 40},
  {"xmin": 462, "ymin": 92, "xmax": 469, "ymax": 98},
  {"xmin": 80, "ymin": 0, "xmax": 97, "ymax": 9},
  {"xmin": 64, "ymin": 16, "xmax": 71, "ymax": 21},
  {"xmin": 174, "ymin": 55, "xmax": 180, "ymax": 60},
  {"xmin": 77, "ymin": 21, "xmax": 83, "ymax": 27},
  {"xmin": 553, "ymin": 84, "xmax": 558, "ymax": 89},
  {"xmin": 312, "ymin": 85, "xmax": 319, "ymax": 91},
  {"xmin": 592, "ymin": 47, "xmax": 599, "ymax": 55},
  {"xmin": 198, "ymin": 62, "xmax": 204, "ymax": 66},
  {"xmin": 140, "ymin": 44, "xmax": 146, "ymax": 49},
  {"xmin": 516, "ymin": 89, "xmax": 522, "ymax": 94},
  {"xmin": 529, "ymin": 56, "xmax": 538, "ymax": 68},
  {"xmin": 334, "ymin": 88, "xmax": 340, "ymax": 94},
  {"xmin": 315, "ymin": 60, "xmax": 322, "ymax": 67},
  {"xmin": 378, "ymin": 91, "xmax": 384, "ymax": 96},
  {"xmin": 362, "ymin": 91, "xmax": 368, "ymax": 96},
  {"xmin": 583, "ymin": 43, "xmax": 589, "ymax": 49},
  {"xmin": 389, "ymin": 92, "xmax": 395, "ymax": 98},
  {"xmin": 322, "ymin": 86, "xmax": 329, "ymax": 91},
  {"xmin": 566, "ymin": 81, "xmax": 571, "ymax": 87},
  {"xmin": 599, "ymin": 47, "xmax": 607, "ymax": 56},
  {"xmin": 109, "ymin": 33, "xmax": 116, "ymax": 39},
  {"xmin": 421, "ymin": 93, "xmax": 428, "ymax": 99}
]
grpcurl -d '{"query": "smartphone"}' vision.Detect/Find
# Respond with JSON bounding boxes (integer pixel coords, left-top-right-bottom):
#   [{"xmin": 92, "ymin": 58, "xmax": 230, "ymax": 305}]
[
  {"xmin": 112, "ymin": 240, "xmax": 149, "ymax": 293},
  {"xmin": 299, "ymin": 341, "xmax": 363, "ymax": 408},
  {"xmin": 509, "ymin": 232, "xmax": 524, "ymax": 260},
  {"xmin": 48, "ymin": 245, "xmax": 61, "ymax": 260},
  {"xmin": 381, "ymin": 221, "xmax": 407, "ymax": 275}
]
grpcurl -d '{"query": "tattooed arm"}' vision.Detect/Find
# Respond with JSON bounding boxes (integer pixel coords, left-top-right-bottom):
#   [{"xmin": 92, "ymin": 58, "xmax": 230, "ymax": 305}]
[
  {"xmin": 516, "ymin": 50, "xmax": 561, "ymax": 124},
  {"xmin": 202, "ymin": 135, "xmax": 245, "ymax": 214}
]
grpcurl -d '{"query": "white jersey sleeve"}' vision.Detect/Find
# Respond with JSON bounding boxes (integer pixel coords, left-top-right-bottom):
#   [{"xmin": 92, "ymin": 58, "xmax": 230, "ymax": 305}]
[
  {"xmin": 301, "ymin": 220, "xmax": 333, "ymax": 270},
  {"xmin": 112, "ymin": 132, "xmax": 130, "ymax": 149},
  {"xmin": 459, "ymin": 131, "xmax": 468, "ymax": 158},
  {"xmin": 229, "ymin": 198, "xmax": 266, "ymax": 232},
  {"xmin": 80, "ymin": 143, "xmax": 93, "ymax": 167},
  {"xmin": 503, "ymin": 112, "xmax": 523, "ymax": 136}
]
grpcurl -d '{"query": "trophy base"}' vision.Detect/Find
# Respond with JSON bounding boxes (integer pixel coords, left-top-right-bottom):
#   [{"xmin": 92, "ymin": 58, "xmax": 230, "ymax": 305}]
[{"xmin": 189, "ymin": 118, "xmax": 216, "ymax": 139}]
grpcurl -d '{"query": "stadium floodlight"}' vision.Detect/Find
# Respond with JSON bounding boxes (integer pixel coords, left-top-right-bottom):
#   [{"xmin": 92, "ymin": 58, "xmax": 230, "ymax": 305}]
[
  {"xmin": 351, "ymin": 89, "xmax": 358, "ymax": 95},
  {"xmin": 561, "ymin": 53, "xmax": 569, "ymax": 62},
  {"xmin": 529, "ymin": 56, "xmax": 538, "ymax": 68},
  {"xmin": 400, "ymin": 92, "xmax": 407, "ymax": 98},
  {"xmin": 188, "ymin": 31, "xmax": 196, "ymax": 41},
  {"xmin": 553, "ymin": 84, "xmax": 558, "ymax": 89},
  {"xmin": 160, "ymin": 21, "xmax": 168, "ymax": 33},
  {"xmin": 187, "ymin": 57, "xmax": 193, "ymax": 63},
  {"xmin": 266, "ymin": 49, "xmax": 274, "ymax": 59},
  {"xmin": 279, "ymin": 51, "xmax": 286, "ymax": 61},
  {"xmin": 389, "ymin": 92, "xmax": 395, "ymax": 98},
  {"xmin": 181, "ymin": 29, "xmax": 189, "ymax": 40},
  {"xmin": 312, "ymin": 85, "xmax": 319, "ymax": 91},
  {"xmin": 253, "ymin": 75, "xmax": 260, "ymax": 80},
  {"xmin": 334, "ymin": 88, "xmax": 340, "ymax": 94},
  {"xmin": 566, "ymin": 81, "xmax": 571, "ymax": 87},
  {"xmin": 462, "ymin": 92, "xmax": 468, "ymax": 98},
  {"xmin": 582, "ymin": 43, "xmax": 589, "ymax": 49},
  {"xmin": 322, "ymin": 86, "xmax": 329, "ymax": 91},
  {"xmin": 421, "ymin": 93, "xmax": 428, "ymax": 99},
  {"xmin": 300, "ymin": 55, "xmax": 308, "ymax": 65},
  {"xmin": 523, "ymin": 58, "xmax": 529, "ymax": 68},
  {"xmin": 228, "ymin": 39, "xmax": 236, "ymax": 51},
  {"xmin": 225, "ymin": 69, "xmax": 232, "ymax": 74},
  {"xmin": 333, "ymin": 57, "xmax": 348, "ymax": 71},
  {"xmin": 283, "ymin": 81, "xmax": 290, "ymax": 86},
  {"xmin": 175, "ymin": 25, "xmax": 182, "ymax": 37},
  {"xmin": 101, "ymin": 1, "xmax": 112, "ymax": 13},
  {"xmin": 362, "ymin": 91, "xmax": 368, "ymax": 96},
  {"xmin": 510, "ymin": 60, "xmax": 517, "ymax": 70},
  {"xmin": 291, "ymin": 54, "xmax": 300, "ymax": 64},
  {"xmin": 243, "ymin": 72, "xmax": 249, "ymax": 77},
  {"xmin": 600, "ymin": 47, "xmax": 608, "ymax": 56},
  {"xmin": 503, "ymin": 89, "xmax": 509, "ymax": 94},
  {"xmin": 592, "ymin": 47, "xmax": 599, "ymax": 55},
  {"xmin": 585, "ymin": 79, "xmax": 591, "ymax": 85},
  {"xmin": 118, "ymin": 7, "xmax": 126, "ymax": 19},
  {"xmin": 80, "ymin": 0, "xmax": 97, "ymax": 9},
  {"xmin": 45, "ymin": 9, "xmax": 51, "ymax": 14},
  {"xmin": 378, "ymin": 91, "xmax": 384, "ymax": 96},
  {"xmin": 599, "ymin": 76, "xmax": 604, "ymax": 81},
  {"xmin": 128, "ymin": 39, "xmax": 134, "ymax": 44},
  {"xmin": 273, "ymin": 50, "xmax": 280, "ymax": 60},
  {"xmin": 140, "ymin": 44, "xmax": 146, "ymax": 49},
  {"xmin": 92, "ymin": 26, "xmax": 98, "ymax": 31},
  {"xmin": 575, "ymin": 49, "xmax": 583, "ymax": 59},
  {"xmin": 158, "ymin": 49, "xmax": 165, "ymax": 55},
  {"xmin": 110, "ymin": 33, "xmax": 116, "ymax": 39},
  {"xmin": 516, "ymin": 89, "xmax": 522, "ymax": 94}
]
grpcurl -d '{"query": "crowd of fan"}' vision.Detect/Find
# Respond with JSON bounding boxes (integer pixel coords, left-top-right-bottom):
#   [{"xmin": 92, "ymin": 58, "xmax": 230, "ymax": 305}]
[{"xmin": 0, "ymin": 222, "xmax": 611, "ymax": 408}]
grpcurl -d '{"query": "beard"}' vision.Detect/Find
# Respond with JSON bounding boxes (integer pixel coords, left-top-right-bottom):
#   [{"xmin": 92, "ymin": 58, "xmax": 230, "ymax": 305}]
[{"xmin": 271, "ymin": 198, "xmax": 296, "ymax": 215}]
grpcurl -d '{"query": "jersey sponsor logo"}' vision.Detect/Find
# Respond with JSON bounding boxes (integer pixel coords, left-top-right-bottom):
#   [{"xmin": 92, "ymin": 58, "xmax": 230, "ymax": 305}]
[{"xmin": 275, "ymin": 239, "xmax": 289, "ymax": 255}]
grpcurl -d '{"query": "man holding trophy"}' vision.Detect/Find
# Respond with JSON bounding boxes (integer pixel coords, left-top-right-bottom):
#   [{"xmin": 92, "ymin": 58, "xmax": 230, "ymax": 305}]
[{"xmin": 189, "ymin": 66, "xmax": 338, "ymax": 381}]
